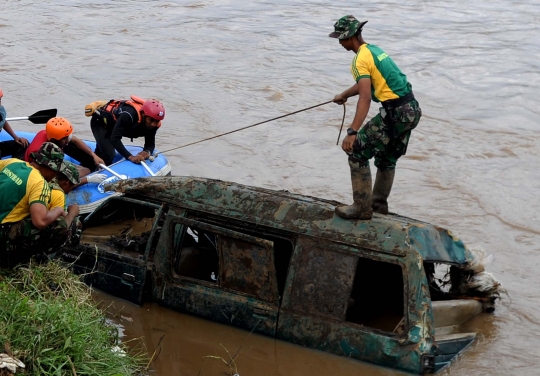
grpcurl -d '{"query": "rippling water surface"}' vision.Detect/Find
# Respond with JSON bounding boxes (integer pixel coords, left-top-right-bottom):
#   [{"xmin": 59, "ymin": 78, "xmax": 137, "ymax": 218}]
[{"xmin": 2, "ymin": 0, "xmax": 540, "ymax": 374}]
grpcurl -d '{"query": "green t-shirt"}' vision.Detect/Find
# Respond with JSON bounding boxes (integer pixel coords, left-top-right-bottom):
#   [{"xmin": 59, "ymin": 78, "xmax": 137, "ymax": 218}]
[
  {"xmin": 0, "ymin": 159, "xmax": 51, "ymax": 223},
  {"xmin": 351, "ymin": 44, "xmax": 411, "ymax": 103}
]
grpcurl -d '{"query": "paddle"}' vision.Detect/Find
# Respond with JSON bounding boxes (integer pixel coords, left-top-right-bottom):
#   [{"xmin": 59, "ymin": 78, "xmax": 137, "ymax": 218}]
[{"xmin": 6, "ymin": 109, "xmax": 58, "ymax": 124}]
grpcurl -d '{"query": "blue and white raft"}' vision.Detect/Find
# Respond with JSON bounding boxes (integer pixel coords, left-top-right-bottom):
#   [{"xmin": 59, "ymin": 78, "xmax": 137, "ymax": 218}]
[{"xmin": 1, "ymin": 131, "xmax": 172, "ymax": 215}]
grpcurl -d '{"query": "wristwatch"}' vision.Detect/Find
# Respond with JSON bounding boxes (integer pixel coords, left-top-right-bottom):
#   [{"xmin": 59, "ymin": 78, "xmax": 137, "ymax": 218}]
[{"xmin": 347, "ymin": 127, "xmax": 358, "ymax": 136}]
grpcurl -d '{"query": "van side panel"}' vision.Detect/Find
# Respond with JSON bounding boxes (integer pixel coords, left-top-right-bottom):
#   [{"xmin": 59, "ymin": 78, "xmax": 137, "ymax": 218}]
[
  {"xmin": 153, "ymin": 212, "xmax": 280, "ymax": 336},
  {"xmin": 277, "ymin": 235, "xmax": 435, "ymax": 374},
  {"xmin": 277, "ymin": 312, "xmax": 423, "ymax": 374},
  {"xmin": 160, "ymin": 282, "xmax": 279, "ymax": 336}
]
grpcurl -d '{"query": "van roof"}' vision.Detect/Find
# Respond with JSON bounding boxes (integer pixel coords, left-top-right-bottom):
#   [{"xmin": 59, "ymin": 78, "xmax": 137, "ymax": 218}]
[{"xmin": 110, "ymin": 176, "xmax": 471, "ymax": 265}]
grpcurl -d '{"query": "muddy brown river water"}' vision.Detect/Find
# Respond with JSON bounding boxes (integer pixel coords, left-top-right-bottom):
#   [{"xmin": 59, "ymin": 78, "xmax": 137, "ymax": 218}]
[{"xmin": 2, "ymin": 0, "xmax": 540, "ymax": 374}]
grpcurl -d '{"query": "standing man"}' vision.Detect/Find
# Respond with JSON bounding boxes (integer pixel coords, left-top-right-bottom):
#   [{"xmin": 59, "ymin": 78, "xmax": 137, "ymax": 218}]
[
  {"xmin": 89, "ymin": 96, "xmax": 165, "ymax": 166},
  {"xmin": 0, "ymin": 88, "xmax": 29, "ymax": 159},
  {"xmin": 0, "ymin": 142, "xmax": 79, "ymax": 267},
  {"xmin": 329, "ymin": 15, "xmax": 422, "ymax": 220}
]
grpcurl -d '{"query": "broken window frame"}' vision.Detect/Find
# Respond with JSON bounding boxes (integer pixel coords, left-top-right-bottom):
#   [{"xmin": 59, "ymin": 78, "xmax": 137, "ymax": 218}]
[
  {"xmin": 168, "ymin": 216, "xmax": 280, "ymax": 304},
  {"xmin": 184, "ymin": 214, "xmax": 295, "ymax": 302},
  {"xmin": 287, "ymin": 236, "xmax": 410, "ymax": 337},
  {"xmin": 344, "ymin": 253, "xmax": 407, "ymax": 336},
  {"xmin": 172, "ymin": 221, "xmax": 220, "ymax": 284},
  {"xmin": 424, "ymin": 261, "xmax": 472, "ymax": 302},
  {"xmin": 79, "ymin": 196, "xmax": 164, "ymax": 261},
  {"xmin": 61, "ymin": 196, "xmax": 164, "ymax": 305}
]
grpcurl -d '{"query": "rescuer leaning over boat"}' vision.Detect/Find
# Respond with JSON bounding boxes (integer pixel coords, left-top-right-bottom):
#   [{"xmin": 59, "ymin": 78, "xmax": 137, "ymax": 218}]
[
  {"xmin": 329, "ymin": 16, "xmax": 422, "ymax": 220},
  {"xmin": 88, "ymin": 96, "xmax": 165, "ymax": 166}
]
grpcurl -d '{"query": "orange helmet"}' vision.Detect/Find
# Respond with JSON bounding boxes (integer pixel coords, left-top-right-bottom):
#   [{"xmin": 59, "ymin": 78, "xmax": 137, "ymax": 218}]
[
  {"xmin": 46, "ymin": 117, "xmax": 73, "ymax": 140},
  {"xmin": 0, "ymin": 88, "xmax": 3, "ymax": 98}
]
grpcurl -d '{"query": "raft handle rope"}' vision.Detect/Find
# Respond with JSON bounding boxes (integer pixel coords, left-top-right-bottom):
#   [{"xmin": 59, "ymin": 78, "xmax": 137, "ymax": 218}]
[
  {"xmin": 140, "ymin": 160, "xmax": 156, "ymax": 176},
  {"xmin": 158, "ymin": 100, "xmax": 346, "ymax": 154},
  {"xmin": 98, "ymin": 163, "xmax": 125, "ymax": 180}
]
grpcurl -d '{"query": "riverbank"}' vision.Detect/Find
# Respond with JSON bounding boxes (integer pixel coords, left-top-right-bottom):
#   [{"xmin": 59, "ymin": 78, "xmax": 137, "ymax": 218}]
[{"xmin": 0, "ymin": 261, "xmax": 147, "ymax": 375}]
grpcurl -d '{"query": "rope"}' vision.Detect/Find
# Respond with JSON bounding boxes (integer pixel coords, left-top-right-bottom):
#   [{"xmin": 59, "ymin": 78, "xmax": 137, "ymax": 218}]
[
  {"xmin": 336, "ymin": 102, "xmax": 347, "ymax": 145},
  {"xmin": 159, "ymin": 100, "xmax": 345, "ymax": 154}
]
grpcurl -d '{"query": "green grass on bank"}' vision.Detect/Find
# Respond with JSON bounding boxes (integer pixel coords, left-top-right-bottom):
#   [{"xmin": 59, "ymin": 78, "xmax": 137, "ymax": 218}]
[{"xmin": 0, "ymin": 261, "xmax": 147, "ymax": 376}]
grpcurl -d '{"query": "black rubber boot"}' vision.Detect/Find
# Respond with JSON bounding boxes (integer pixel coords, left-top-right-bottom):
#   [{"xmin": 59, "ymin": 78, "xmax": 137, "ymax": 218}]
[
  {"xmin": 371, "ymin": 168, "xmax": 395, "ymax": 215},
  {"xmin": 335, "ymin": 160, "xmax": 373, "ymax": 220}
]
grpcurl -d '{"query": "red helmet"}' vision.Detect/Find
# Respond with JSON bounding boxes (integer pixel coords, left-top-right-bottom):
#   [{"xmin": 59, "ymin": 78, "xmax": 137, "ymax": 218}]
[
  {"xmin": 142, "ymin": 99, "xmax": 165, "ymax": 121},
  {"xmin": 0, "ymin": 88, "xmax": 3, "ymax": 98}
]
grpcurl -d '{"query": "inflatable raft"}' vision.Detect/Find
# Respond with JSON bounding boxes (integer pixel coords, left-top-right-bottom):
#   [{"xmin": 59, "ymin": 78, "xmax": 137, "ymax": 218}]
[{"xmin": 0, "ymin": 131, "xmax": 172, "ymax": 215}]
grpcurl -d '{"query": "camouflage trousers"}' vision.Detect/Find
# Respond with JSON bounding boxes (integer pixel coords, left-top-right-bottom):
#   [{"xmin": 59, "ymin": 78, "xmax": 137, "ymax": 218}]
[
  {"xmin": 0, "ymin": 215, "xmax": 82, "ymax": 268},
  {"xmin": 0, "ymin": 140, "xmax": 27, "ymax": 160},
  {"xmin": 351, "ymin": 99, "xmax": 422, "ymax": 169}
]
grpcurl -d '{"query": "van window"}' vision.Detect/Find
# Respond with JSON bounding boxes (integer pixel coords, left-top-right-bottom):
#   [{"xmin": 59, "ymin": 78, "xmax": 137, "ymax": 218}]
[
  {"xmin": 290, "ymin": 237, "xmax": 405, "ymax": 333},
  {"xmin": 424, "ymin": 261, "xmax": 459, "ymax": 301},
  {"xmin": 81, "ymin": 198, "xmax": 158, "ymax": 256},
  {"xmin": 219, "ymin": 235, "xmax": 278, "ymax": 304},
  {"xmin": 346, "ymin": 257, "xmax": 404, "ymax": 333},
  {"xmin": 182, "ymin": 217, "xmax": 294, "ymax": 301},
  {"xmin": 174, "ymin": 224, "xmax": 219, "ymax": 284},
  {"xmin": 172, "ymin": 220, "xmax": 280, "ymax": 304}
]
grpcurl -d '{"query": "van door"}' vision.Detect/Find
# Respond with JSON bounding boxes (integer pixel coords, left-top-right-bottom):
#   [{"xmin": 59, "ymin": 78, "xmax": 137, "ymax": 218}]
[
  {"xmin": 59, "ymin": 197, "xmax": 164, "ymax": 305},
  {"xmin": 153, "ymin": 213, "xmax": 280, "ymax": 336}
]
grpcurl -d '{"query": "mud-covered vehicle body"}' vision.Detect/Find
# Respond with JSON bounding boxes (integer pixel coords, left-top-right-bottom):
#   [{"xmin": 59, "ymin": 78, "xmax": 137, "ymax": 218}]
[{"xmin": 58, "ymin": 176, "xmax": 501, "ymax": 374}]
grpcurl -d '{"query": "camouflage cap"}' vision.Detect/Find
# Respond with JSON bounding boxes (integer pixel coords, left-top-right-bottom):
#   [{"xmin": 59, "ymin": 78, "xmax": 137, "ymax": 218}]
[
  {"xmin": 60, "ymin": 161, "xmax": 80, "ymax": 185},
  {"xmin": 31, "ymin": 142, "xmax": 66, "ymax": 173},
  {"xmin": 329, "ymin": 15, "xmax": 368, "ymax": 40}
]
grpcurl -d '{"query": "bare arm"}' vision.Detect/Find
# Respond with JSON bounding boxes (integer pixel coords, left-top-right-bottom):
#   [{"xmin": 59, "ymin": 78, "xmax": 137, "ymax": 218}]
[
  {"xmin": 29, "ymin": 203, "xmax": 64, "ymax": 229},
  {"xmin": 63, "ymin": 204, "xmax": 80, "ymax": 228},
  {"xmin": 2, "ymin": 122, "xmax": 29, "ymax": 147},
  {"xmin": 350, "ymin": 78, "xmax": 372, "ymax": 131},
  {"xmin": 70, "ymin": 136, "xmax": 104, "ymax": 166},
  {"xmin": 333, "ymin": 83, "xmax": 360, "ymax": 104},
  {"xmin": 341, "ymin": 78, "xmax": 372, "ymax": 153}
]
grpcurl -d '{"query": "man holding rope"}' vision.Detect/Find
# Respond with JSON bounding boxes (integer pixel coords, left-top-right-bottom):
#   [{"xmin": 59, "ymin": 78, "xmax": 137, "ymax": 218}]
[{"xmin": 329, "ymin": 15, "xmax": 422, "ymax": 220}]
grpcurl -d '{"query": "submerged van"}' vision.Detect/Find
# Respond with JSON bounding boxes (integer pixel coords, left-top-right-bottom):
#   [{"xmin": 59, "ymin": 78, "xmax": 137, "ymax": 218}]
[{"xmin": 58, "ymin": 176, "xmax": 502, "ymax": 374}]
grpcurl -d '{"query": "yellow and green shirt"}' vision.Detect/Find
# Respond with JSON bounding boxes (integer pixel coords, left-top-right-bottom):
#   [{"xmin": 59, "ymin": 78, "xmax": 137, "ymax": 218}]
[
  {"xmin": 0, "ymin": 159, "xmax": 51, "ymax": 223},
  {"xmin": 351, "ymin": 44, "xmax": 411, "ymax": 103}
]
